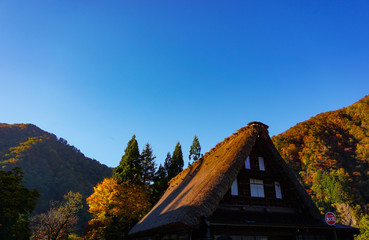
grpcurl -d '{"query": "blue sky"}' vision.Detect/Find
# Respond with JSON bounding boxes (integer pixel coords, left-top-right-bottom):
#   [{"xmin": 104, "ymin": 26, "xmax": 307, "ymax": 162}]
[{"xmin": 1, "ymin": 1, "xmax": 368, "ymax": 167}]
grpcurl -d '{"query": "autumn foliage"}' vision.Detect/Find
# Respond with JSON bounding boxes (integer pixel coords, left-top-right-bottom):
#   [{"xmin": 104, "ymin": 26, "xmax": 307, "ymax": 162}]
[
  {"xmin": 86, "ymin": 178, "xmax": 151, "ymax": 239},
  {"xmin": 272, "ymin": 95, "xmax": 369, "ymax": 238},
  {"xmin": 30, "ymin": 191, "xmax": 83, "ymax": 240}
]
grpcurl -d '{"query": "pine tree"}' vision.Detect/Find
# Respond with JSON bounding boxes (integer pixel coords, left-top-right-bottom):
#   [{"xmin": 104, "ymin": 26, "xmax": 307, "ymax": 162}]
[
  {"xmin": 150, "ymin": 153, "xmax": 172, "ymax": 204},
  {"xmin": 141, "ymin": 143, "xmax": 156, "ymax": 186},
  {"xmin": 113, "ymin": 135, "xmax": 142, "ymax": 184},
  {"xmin": 164, "ymin": 152, "xmax": 172, "ymax": 173},
  {"xmin": 168, "ymin": 142, "xmax": 184, "ymax": 180},
  {"xmin": 151, "ymin": 164, "xmax": 168, "ymax": 204},
  {"xmin": 189, "ymin": 135, "xmax": 202, "ymax": 165}
]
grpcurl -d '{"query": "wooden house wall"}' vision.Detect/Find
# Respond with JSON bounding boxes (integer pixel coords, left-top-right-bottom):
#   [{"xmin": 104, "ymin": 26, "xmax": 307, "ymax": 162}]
[
  {"xmin": 210, "ymin": 225, "xmax": 343, "ymax": 240},
  {"xmin": 220, "ymin": 137, "xmax": 306, "ymax": 212}
]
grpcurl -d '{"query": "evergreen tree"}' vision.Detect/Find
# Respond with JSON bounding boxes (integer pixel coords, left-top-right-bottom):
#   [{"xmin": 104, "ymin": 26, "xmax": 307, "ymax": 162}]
[
  {"xmin": 164, "ymin": 152, "xmax": 172, "ymax": 173},
  {"xmin": 149, "ymin": 153, "xmax": 172, "ymax": 204},
  {"xmin": 150, "ymin": 153, "xmax": 172, "ymax": 203},
  {"xmin": 141, "ymin": 143, "xmax": 156, "ymax": 186},
  {"xmin": 151, "ymin": 164, "xmax": 168, "ymax": 204},
  {"xmin": 0, "ymin": 167, "xmax": 39, "ymax": 240},
  {"xmin": 113, "ymin": 135, "xmax": 142, "ymax": 184},
  {"xmin": 168, "ymin": 142, "xmax": 184, "ymax": 180},
  {"xmin": 189, "ymin": 135, "xmax": 202, "ymax": 165}
]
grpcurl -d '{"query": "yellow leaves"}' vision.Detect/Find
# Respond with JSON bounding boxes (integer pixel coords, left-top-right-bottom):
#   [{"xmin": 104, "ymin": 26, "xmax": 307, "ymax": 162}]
[
  {"xmin": 86, "ymin": 177, "xmax": 151, "ymax": 233},
  {"xmin": 3, "ymin": 136, "xmax": 45, "ymax": 166}
]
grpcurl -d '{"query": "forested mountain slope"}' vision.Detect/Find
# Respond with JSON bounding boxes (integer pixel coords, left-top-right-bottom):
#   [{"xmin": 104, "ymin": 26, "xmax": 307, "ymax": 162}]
[
  {"xmin": 272, "ymin": 95, "xmax": 369, "ymax": 228},
  {"xmin": 0, "ymin": 123, "xmax": 112, "ymax": 216}
]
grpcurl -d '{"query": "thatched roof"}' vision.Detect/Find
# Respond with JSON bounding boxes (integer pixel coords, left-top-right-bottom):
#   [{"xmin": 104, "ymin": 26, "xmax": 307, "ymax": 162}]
[{"xmin": 129, "ymin": 122, "xmax": 321, "ymax": 236}]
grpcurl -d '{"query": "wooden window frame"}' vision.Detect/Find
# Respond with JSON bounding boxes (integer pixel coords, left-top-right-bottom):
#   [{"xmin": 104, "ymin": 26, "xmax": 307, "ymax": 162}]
[
  {"xmin": 231, "ymin": 179, "xmax": 239, "ymax": 196},
  {"xmin": 275, "ymin": 181, "xmax": 282, "ymax": 199},
  {"xmin": 258, "ymin": 157, "xmax": 265, "ymax": 171},
  {"xmin": 250, "ymin": 179, "xmax": 264, "ymax": 198},
  {"xmin": 245, "ymin": 156, "xmax": 251, "ymax": 169}
]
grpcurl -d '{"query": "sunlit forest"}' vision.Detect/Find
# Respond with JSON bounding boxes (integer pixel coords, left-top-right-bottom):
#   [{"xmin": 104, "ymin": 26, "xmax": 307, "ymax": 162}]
[
  {"xmin": 1, "ymin": 95, "xmax": 369, "ymax": 239},
  {"xmin": 272, "ymin": 95, "xmax": 369, "ymax": 239}
]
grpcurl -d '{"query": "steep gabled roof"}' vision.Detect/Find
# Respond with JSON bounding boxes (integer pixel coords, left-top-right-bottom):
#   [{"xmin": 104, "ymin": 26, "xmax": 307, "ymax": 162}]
[{"xmin": 129, "ymin": 122, "xmax": 321, "ymax": 236}]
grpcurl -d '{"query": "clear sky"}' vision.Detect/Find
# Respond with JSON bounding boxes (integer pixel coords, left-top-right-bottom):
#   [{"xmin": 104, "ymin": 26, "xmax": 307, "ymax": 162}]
[{"xmin": 1, "ymin": 1, "xmax": 368, "ymax": 168}]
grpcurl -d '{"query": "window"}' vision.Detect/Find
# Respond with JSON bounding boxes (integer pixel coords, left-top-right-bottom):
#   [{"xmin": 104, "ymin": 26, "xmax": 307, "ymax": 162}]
[
  {"xmin": 258, "ymin": 157, "xmax": 265, "ymax": 171},
  {"xmin": 275, "ymin": 181, "xmax": 282, "ymax": 199},
  {"xmin": 231, "ymin": 179, "xmax": 239, "ymax": 196},
  {"xmin": 245, "ymin": 156, "xmax": 251, "ymax": 169},
  {"xmin": 245, "ymin": 237, "xmax": 268, "ymax": 240},
  {"xmin": 250, "ymin": 179, "xmax": 264, "ymax": 197},
  {"xmin": 249, "ymin": 155, "xmax": 265, "ymax": 171}
]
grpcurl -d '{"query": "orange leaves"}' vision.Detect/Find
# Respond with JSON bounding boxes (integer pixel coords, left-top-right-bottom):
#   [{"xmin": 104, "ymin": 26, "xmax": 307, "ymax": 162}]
[{"xmin": 86, "ymin": 178, "xmax": 151, "ymax": 238}]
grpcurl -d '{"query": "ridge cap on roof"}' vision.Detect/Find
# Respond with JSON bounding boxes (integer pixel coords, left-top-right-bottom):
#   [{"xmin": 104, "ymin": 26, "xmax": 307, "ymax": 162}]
[
  {"xmin": 247, "ymin": 121, "xmax": 269, "ymax": 129},
  {"xmin": 204, "ymin": 121, "xmax": 268, "ymax": 158}
]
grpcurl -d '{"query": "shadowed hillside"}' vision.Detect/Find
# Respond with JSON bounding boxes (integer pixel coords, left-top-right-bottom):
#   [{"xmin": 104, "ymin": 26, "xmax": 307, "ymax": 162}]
[{"xmin": 0, "ymin": 123, "xmax": 112, "ymax": 229}]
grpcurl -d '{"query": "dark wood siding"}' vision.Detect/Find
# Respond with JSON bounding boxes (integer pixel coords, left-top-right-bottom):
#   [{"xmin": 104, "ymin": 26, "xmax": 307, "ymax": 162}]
[{"xmin": 220, "ymin": 137, "xmax": 306, "ymax": 211}]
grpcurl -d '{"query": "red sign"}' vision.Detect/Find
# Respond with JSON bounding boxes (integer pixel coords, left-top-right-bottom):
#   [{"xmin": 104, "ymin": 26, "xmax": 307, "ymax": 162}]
[{"xmin": 325, "ymin": 212, "xmax": 336, "ymax": 225}]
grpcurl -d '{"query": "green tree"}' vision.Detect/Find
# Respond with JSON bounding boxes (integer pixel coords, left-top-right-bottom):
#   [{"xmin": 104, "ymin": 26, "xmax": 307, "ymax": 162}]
[
  {"xmin": 150, "ymin": 153, "xmax": 172, "ymax": 204},
  {"xmin": 168, "ymin": 142, "xmax": 184, "ymax": 180},
  {"xmin": 29, "ymin": 192, "xmax": 83, "ymax": 240},
  {"xmin": 164, "ymin": 152, "xmax": 172, "ymax": 173},
  {"xmin": 141, "ymin": 143, "xmax": 156, "ymax": 186},
  {"xmin": 0, "ymin": 167, "xmax": 39, "ymax": 240},
  {"xmin": 189, "ymin": 135, "xmax": 202, "ymax": 165},
  {"xmin": 151, "ymin": 164, "xmax": 168, "ymax": 204},
  {"xmin": 113, "ymin": 135, "xmax": 142, "ymax": 184}
]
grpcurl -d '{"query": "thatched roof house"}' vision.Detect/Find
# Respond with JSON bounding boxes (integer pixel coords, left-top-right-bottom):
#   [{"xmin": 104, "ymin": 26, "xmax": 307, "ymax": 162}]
[{"xmin": 129, "ymin": 122, "xmax": 358, "ymax": 240}]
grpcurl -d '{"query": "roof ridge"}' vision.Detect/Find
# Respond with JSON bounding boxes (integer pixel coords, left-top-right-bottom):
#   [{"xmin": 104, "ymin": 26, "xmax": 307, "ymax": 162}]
[
  {"xmin": 168, "ymin": 122, "xmax": 268, "ymax": 187},
  {"xmin": 204, "ymin": 122, "xmax": 268, "ymax": 159}
]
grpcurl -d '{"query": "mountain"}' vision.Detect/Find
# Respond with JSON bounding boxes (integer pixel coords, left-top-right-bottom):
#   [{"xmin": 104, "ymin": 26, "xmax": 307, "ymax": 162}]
[
  {"xmin": 0, "ymin": 123, "xmax": 112, "ymax": 229},
  {"xmin": 272, "ymin": 95, "xmax": 369, "ymax": 228}
]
